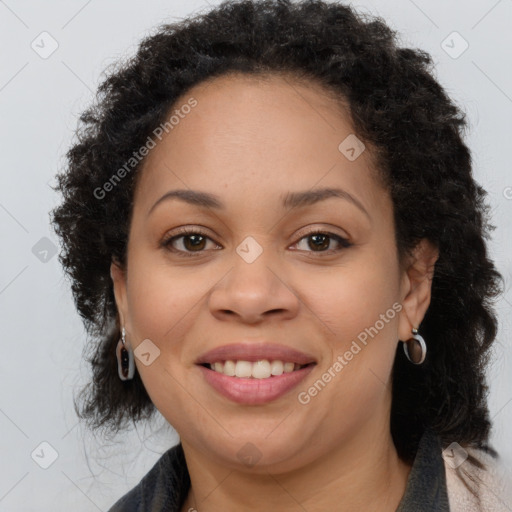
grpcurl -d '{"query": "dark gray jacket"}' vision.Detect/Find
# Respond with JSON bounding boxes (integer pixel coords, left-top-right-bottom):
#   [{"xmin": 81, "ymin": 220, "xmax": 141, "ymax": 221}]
[{"xmin": 108, "ymin": 428, "xmax": 450, "ymax": 511}]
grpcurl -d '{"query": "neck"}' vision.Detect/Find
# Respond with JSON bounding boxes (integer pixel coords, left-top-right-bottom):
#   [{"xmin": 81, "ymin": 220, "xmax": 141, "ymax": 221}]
[{"xmin": 179, "ymin": 422, "xmax": 412, "ymax": 512}]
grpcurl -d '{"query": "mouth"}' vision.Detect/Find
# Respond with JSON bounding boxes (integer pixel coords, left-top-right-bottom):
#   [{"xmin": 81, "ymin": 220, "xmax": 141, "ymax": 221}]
[{"xmin": 195, "ymin": 342, "xmax": 317, "ymax": 404}]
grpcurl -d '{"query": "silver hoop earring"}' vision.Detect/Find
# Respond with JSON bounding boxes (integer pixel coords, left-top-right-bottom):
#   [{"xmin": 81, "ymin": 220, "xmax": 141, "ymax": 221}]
[
  {"xmin": 403, "ymin": 327, "xmax": 427, "ymax": 365},
  {"xmin": 116, "ymin": 327, "xmax": 135, "ymax": 380}
]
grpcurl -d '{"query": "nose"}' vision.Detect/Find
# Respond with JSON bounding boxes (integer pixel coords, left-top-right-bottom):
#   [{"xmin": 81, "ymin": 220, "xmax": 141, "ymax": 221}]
[{"xmin": 208, "ymin": 248, "xmax": 300, "ymax": 324}]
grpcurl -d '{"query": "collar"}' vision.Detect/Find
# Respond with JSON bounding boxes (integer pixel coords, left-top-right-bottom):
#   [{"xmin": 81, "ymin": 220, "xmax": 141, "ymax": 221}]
[{"xmin": 396, "ymin": 428, "xmax": 450, "ymax": 511}]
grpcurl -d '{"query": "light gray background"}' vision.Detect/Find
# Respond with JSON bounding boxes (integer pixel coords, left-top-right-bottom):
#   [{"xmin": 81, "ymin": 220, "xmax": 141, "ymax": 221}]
[{"xmin": 1, "ymin": 0, "xmax": 511, "ymax": 510}]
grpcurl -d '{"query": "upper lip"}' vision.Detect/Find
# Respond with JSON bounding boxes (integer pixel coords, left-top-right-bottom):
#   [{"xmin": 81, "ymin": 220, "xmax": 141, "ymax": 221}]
[{"xmin": 195, "ymin": 342, "xmax": 317, "ymax": 365}]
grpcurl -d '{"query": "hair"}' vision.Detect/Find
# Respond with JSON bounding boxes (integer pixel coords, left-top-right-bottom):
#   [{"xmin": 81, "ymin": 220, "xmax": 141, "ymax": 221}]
[{"xmin": 51, "ymin": 0, "xmax": 504, "ymax": 498}]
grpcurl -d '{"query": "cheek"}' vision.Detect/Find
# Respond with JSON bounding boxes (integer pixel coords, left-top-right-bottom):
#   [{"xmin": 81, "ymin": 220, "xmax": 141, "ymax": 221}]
[
  {"xmin": 125, "ymin": 255, "xmax": 199, "ymax": 346},
  {"xmin": 124, "ymin": 258, "xmax": 204, "ymax": 421},
  {"xmin": 310, "ymin": 248, "xmax": 400, "ymax": 398},
  {"xmin": 313, "ymin": 253, "xmax": 400, "ymax": 344}
]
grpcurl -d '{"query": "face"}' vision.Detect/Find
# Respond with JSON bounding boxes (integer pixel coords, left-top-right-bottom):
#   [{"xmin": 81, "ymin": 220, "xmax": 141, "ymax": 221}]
[{"xmin": 111, "ymin": 73, "xmax": 437, "ymax": 473}]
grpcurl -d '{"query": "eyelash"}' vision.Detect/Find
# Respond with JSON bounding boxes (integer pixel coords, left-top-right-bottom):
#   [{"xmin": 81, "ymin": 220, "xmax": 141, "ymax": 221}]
[{"xmin": 160, "ymin": 227, "xmax": 352, "ymax": 258}]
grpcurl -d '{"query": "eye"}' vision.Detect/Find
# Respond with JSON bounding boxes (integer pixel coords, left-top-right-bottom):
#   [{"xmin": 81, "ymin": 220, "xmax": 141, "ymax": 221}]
[
  {"xmin": 292, "ymin": 229, "xmax": 352, "ymax": 255},
  {"xmin": 161, "ymin": 228, "xmax": 220, "ymax": 257}
]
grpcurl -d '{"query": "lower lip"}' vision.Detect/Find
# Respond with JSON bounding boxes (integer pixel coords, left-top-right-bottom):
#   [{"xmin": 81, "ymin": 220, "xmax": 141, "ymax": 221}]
[{"xmin": 197, "ymin": 364, "xmax": 315, "ymax": 404}]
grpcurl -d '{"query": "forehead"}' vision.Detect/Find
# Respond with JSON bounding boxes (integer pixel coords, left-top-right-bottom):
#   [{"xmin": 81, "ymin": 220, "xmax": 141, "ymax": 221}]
[{"xmin": 133, "ymin": 72, "xmax": 387, "ymax": 216}]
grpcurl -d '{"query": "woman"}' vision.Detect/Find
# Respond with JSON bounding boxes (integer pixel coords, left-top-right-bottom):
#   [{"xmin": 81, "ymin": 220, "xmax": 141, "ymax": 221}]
[{"xmin": 50, "ymin": 0, "xmax": 511, "ymax": 510}]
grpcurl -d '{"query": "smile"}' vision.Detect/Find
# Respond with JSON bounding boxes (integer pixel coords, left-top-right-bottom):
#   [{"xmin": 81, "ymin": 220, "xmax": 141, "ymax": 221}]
[
  {"xmin": 203, "ymin": 359, "xmax": 310, "ymax": 379},
  {"xmin": 198, "ymin": 361, "xmax": 316, "ymax": 404}
]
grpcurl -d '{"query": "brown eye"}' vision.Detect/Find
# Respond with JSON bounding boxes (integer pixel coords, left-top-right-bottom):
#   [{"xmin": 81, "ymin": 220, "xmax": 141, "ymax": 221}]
[
  {"xmin": 161, "ymin": 229, "xmax": 219, "ymax": 256},
  {"xmin": 293, "ymin": 230, "xmax": 352, "ymax": 254},
  {"xmin": 307, "ymin": 233, "xmax": 330, "ymax": 251},
  {"xmin": 180, "ymin": 233, "xmax": 207, "ymax": 251}
]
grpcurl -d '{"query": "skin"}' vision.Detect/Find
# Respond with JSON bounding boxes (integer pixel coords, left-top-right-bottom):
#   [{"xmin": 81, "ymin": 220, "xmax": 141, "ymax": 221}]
[{"xmin": 111, "ymin": 72, "xmax": 439, "ymax": 511}]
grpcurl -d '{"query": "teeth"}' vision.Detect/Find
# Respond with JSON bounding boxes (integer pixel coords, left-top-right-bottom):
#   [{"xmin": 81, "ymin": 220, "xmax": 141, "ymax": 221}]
[
  {"xmin": 270, "ymin": 360, "xmax": 283, "ymax": 376},
  {"xmin": 208, "ymin": 360, "xmax": 304, "ymax": 378},
  {"xmin": 235, "ymin": 360, "xmax": 252, "ymax": 378},
  {"xmin": 283, "ymin": 362, "xmax": 295, "ymax": 373},
  {"xmin": 224, "ymin": 360, "xmax": 236, "ymax": 376}
]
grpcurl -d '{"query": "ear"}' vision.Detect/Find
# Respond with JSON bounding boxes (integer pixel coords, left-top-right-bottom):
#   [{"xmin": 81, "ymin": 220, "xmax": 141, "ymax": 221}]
[
  {"xmin": 397, "ymin": 238, "xmax": 439, "ymax": 341},
  {"xmin": 110, "ymin": 260, "xmax": 130, "ymax": 344}
]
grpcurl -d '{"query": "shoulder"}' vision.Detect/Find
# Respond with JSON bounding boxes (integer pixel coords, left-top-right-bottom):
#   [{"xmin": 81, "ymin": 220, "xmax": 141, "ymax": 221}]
[
  {"xmin": 107, "ymin": 483, "xmax": 141, "ymax": 512},
  {"xmin": 107, "ymin": 443, "xmax": 190, "ymax": 512},
  {"xmin": 444, "ymin": 445, "xmax": 512, "ymax": 512}
]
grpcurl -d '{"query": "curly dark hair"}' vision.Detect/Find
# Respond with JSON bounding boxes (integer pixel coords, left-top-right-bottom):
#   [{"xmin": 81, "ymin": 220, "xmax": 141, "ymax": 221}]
[{"xmin": 50, "ymin": 0, "xmax": 504, "ymax": 491}]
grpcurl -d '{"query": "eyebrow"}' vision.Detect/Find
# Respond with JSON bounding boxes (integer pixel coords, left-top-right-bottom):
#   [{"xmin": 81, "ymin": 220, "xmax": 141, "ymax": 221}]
[{"xmin": 147, "ymin": 187, "xmax": 370, "ymax": 219}]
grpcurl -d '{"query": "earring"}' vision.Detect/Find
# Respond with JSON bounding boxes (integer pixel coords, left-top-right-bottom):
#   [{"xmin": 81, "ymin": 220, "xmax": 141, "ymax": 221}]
[
  {"xmin": 116, "ymin": 327, "xmax": 135, "ymax": 380},
  {"xmin": 403, "ymin": 327, "xmax": 427, "ymax": 365}
]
